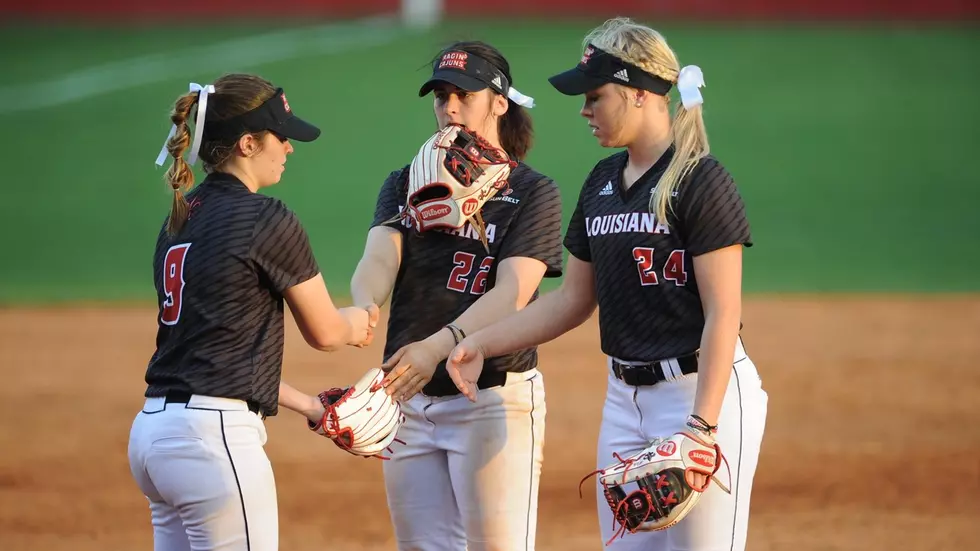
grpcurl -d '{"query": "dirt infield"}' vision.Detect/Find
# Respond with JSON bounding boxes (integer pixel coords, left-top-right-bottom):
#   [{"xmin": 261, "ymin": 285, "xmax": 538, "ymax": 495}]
[{"xmin": 1, "ymin": 296, "xmax": 978, "ymax": 551}]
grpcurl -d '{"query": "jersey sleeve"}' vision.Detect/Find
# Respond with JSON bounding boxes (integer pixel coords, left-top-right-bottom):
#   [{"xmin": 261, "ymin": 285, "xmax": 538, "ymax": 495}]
[
  {"xmin": 562, "ymin": 169, "xmax": 595, "ymax": 262},
  {"xmin": 497, "ymin": 178, "xmax": 564, "ymax": 277},
  {"xmin": 250, "ymin": 199, "xmax": 320, "ymax": 294},
  {"xmin": 676, "ymin": 158, "xmax": 753, "ymax": 256},
  {"xmin": 370, "ymin": 168, "xmax": 409, "ymax": 233}
]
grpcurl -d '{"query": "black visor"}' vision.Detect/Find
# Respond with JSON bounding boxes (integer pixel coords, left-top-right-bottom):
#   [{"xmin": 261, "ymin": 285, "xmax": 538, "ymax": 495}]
[
  {"xmin": 419, "ymin": 50, "xmax": 510, "ymax": 98},
  {"xmin": 203, "ymin": 88, "xmax": 320, "ymax": 143},
  {"xmin": 548, "ymin": 43, "xmax": 673, "ymax": 96}
]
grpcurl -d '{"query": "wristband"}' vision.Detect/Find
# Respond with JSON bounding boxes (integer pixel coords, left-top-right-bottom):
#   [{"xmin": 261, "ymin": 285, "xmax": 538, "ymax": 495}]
[
  {"xmin": 686, "ymin": 414, "xmax": 718, "ymax": 435},
  {"xmin": 445, "ymin": 324, "xmax": 466, "ymax": 345}
]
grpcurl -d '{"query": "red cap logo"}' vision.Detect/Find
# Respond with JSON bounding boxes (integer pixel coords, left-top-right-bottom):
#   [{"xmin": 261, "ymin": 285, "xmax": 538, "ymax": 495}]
[
  {"xmin": 439, "ymin": 51, "xmax": 468, "ymax": 71},
  {"xmin": 281, "ymin": 93, "xmax": 291, "ymax": 113},
  {"xmin": 580, "ymin": 45, "xmax": 595, "ymax": 66}
]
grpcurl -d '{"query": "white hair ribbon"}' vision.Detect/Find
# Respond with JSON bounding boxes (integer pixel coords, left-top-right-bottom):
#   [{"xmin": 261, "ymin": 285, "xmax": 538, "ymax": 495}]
[
  {"xmin": 507, "ymin": 86, "xmax": 535, "ymax": 109},
  {"xmin": 154, "ymin": 82, "xmax": 216, "ymax": 166},
  {"xmin": 676, "ymin": 65, "xmax": 705, "ymax": 110}
]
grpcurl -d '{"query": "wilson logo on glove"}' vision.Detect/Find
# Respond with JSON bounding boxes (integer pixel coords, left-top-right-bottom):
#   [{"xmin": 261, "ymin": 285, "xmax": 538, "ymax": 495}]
[
  {"xmin": 420, "ymin": 204, "xmax": 452, "ymax": 221},
  {"xmin": 656, "ymin": 441, "xmax": 676, "ymax": 456},
  {"xmin": 398, "ymin": 123, "xmax": 516, "ymax": 252},
  {"xmin": 579, "ymin": 432, "xmax": 732, "ymax": 545},
  {"xmin": 687, "ymin": 449, "xmax": 715, "ymax": 468},
  {"xmin": 461, "ymin": 198, "xmax": 479, "ymax": 216},
  {"xmin": 308, "ymin": 368, "xmax": 406, "ymax": 460}
]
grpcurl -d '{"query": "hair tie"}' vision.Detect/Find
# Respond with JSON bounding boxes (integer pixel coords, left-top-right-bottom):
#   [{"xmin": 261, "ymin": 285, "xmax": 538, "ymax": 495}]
[
  {"xmin": 507, "ymin": 86, "xmax": 535, "ymax": 108},
  {"xmin": 154, "ymin": 82, "xmax": 216, "ymax": 166},
  {"xmin": 676, "ymin": 65, "xmax": 705, "ymax": 109}
]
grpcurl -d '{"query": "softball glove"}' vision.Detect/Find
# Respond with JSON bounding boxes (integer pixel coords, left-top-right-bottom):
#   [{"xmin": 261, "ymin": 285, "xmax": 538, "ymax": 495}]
[
  {"xmin": 581, "ymin": 432, "xmax": 732, "ymax": 544},
  {"xmin": 308, "ymin": 368, "xmax": 405, "ymax": 460}
]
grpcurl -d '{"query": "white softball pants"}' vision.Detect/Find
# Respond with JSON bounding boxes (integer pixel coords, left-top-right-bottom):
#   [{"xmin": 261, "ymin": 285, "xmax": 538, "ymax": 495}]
[
  {"xmin": 596, "ymin": 338, "xmax": 769, "ymax": 551},
  {"xmin": 128, "ymin": 395, "xmax": 278, "ymax": 551},
  {"xmin": 382, "ymin": 369, "xmax": 546, "ymax": 551}
]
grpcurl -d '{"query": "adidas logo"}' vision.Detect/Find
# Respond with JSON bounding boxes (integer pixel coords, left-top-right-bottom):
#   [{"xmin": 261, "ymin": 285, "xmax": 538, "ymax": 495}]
[
  {"xmin": 492, "ymin": 75, "xmax": 502, "ymax": 88},
  {"xmin": 598, "ymin": 181, "xmax": 614, "ymax": 196},
  {"xmin": 613, "ymin": 69, "xmax": 629, "ymax": 82}
]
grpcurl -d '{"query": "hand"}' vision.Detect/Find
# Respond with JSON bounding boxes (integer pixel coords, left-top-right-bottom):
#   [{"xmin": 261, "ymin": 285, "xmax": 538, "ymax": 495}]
[
  {"xmin": 340, "ymin": 306, "xmax": 371, "ymax": 347},
  {"xmin": 682, "ymin": 427, "xmax": 717, "ymax": 492},
  {"xmin": 446, "ymin": 338, "xmax": 487, "ymax": 402},
  {"xmin": 303, "ymin": 393, "xmax": 327, "ymax": 425},
  {"xmin": 380, "ymin": 341, "xmax": 442, "ymax": 402},
  {"xmin": 363, "ymin": 303, "xmax": 381, "ymax": 329},
  {"xmin": 687, "ymin": 471, "xmax": 709, "ymax": 492},
  {"xmin": 351, "ymin": 303, "xmax": 381, "ymax": 348}
]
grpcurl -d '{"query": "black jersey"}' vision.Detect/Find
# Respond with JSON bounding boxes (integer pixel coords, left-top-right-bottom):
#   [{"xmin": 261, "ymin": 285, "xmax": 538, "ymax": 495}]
[
  {"xmin": 563, "ymin": 149, "xmax": 752, "ymax": 362},
  {"xmin": 143, "ymin": 173, "xmax": 320, "ymax": 416},
  {"xmin": 372, "ymin": 162, "xmax": 564, "ymax": 394}
]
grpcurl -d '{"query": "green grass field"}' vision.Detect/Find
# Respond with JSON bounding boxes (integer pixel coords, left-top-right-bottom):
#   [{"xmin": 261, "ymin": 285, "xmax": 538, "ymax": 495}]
[{"xmin": 1, "ymin": 19, "xmax": 978, "ymax": 303}]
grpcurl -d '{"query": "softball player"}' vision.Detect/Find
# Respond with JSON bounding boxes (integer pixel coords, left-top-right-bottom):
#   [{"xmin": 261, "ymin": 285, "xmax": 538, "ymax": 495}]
[
  {"xmin": 128, "ymin": 73, "xmax": 372, "ymax": 551},
  {"xmin": 447, "ymin": 18, "xmax": 769, "ymax": 550},
  {"xmin": 349, "ymin": 41, "xmax": 564, "ymax": 551}
]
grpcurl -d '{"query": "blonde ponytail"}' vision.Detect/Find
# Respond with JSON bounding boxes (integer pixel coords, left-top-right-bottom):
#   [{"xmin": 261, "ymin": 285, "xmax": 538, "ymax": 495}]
[{"xmin": 650, "ymin": 101, "xmax": 709, "ymax": 222}]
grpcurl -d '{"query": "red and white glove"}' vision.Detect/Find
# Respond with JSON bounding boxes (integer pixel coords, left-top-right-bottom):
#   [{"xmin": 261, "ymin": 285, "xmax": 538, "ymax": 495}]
[{"xmin": 308, "ymin": 368, "xmax": 405, "ymax": 460}]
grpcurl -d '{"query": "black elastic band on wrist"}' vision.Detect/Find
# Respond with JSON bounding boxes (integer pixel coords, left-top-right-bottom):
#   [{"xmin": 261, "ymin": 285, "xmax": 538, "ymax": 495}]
[
  {"xmin": 445, "ymin": 324, "xmax": 466, "ymax": 345},
  {"xmin": 687, "ymin": 414, "xmax": 718, "ymax": 434}
]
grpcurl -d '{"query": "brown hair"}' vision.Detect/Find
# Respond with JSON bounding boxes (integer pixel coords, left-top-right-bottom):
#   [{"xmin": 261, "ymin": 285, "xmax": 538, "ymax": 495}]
[
  {"xmin": 434, "ymin": 41, "xmax": 534, "ymax": 161},
  {"xmin": 162, "ymin": 73, "xmax": 278, "ymax": 235}
]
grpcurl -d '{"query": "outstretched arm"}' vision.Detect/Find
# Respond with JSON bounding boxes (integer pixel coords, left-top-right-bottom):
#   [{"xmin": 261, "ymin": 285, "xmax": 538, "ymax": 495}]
[
  {"xmin": 478, "ymin": 255, "xmax": 596, "ymax": 357},
  {"xmin": 380, "ymin": 254, "xmax": 548, "ymax": 401},
  {"xmin": 278, "ymin": 381, "xmax": 325, "ymax": 423},
  {"xmin": 447, "ymin": 255, "xmax": 598, "ymax": 401},
  {"xmin": 350, "ymin": 226, "xmax": 403, "ymax": 311}
]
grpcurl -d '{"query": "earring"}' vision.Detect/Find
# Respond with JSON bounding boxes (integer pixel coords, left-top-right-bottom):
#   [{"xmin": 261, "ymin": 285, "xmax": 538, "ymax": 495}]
[{"xmin": 634, "ymin": 100, "xmax": 643, "ymax": 108}]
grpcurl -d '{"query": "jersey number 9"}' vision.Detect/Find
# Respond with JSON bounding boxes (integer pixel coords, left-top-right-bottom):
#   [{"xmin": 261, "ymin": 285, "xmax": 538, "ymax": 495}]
[{"xmin": 161, "ymin": 243, "xmax": 192, "ymax": 325}]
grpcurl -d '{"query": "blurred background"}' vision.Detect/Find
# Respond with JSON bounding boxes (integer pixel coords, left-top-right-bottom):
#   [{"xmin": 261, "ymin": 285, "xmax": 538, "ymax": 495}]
[
  {"xmin": 0, "ymin": 1, "xmax": 978, "ymax": 550},
  {"xmin": 1, "ymin": 0, "xmax": 978, "ymax": 301}
]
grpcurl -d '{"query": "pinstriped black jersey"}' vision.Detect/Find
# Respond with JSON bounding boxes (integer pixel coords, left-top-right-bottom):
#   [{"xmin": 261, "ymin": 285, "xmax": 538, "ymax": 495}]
[
  {"xmin": 373, "ymin": 162, "xmax": 564, "ymax": 393},
  {"xmin": 143, "ymin": 173, "xmax": 320, "ymax": 416},
  {"xmin": 564, "ymin": 149, "xmax": 752, "ymax": 362}
]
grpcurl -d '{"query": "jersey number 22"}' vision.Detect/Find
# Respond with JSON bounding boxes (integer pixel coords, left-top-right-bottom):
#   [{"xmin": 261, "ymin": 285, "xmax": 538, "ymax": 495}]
[
  {"xmin": 161, "ymin": 243, "xmax": 191, "ymax": 325},
  {"xmin": 447, "ymin": 251, "xmax": 495, "ymax": 295}
]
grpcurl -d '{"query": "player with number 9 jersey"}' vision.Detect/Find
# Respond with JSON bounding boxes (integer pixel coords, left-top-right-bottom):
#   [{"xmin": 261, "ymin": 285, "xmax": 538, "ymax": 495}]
[
  {"xmin": 128, "ymin": 73, "xmax": 372, "ymax": 551},
  {"xmin": 349, "ymin": 41, "xmax": 563, "ymax": 550}
]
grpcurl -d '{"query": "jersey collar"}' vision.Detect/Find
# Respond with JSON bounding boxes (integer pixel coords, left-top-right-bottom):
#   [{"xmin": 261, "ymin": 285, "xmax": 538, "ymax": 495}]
[{"xmin": 617, "ymin": 145, "xmax": 675, "ymax": 201}]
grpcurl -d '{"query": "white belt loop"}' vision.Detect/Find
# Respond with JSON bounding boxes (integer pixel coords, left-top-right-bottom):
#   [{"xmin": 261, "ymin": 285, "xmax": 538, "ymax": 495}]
[
  {"xmin": 142, "ymin": 396, "xmax": 167, "ymax": 413},
  {"xmin": 185, "ymin": 395, "xmax": 251, "ymax": 411},
  {"xmin": 670, "ymin": 358, "xmax": 685, "ymax": 379}
]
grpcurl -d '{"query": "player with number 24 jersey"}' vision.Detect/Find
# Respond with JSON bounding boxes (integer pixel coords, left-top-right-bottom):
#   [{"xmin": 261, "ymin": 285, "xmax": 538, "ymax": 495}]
[{"xmin": 563, "ymin": 149, "xmax": 751, "ymax": 362}]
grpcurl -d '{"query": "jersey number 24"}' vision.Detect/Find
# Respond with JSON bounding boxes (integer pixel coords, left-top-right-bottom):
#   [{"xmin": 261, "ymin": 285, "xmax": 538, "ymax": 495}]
[
  {"xmin": 633, "ymin": 247, "xmax": 688, "ymax": 286},
  {"xmin": 161, "ymin": 243, "xmax": 191, "ymax": 325}
]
